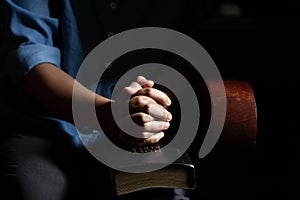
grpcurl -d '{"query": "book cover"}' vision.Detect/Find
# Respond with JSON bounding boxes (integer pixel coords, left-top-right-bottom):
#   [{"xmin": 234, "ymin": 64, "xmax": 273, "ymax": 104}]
[{"xmin": 108, "ymin": 144, "xmax": 196, "ymax": 196}]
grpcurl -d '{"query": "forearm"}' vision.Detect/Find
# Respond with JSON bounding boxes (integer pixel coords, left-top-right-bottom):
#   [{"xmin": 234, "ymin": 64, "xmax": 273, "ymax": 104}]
[
  {"xmin": 22, "ymin": 63, "xmax": 111, "ymax": 123},
  {"xmin": 22, "ymin": 63, "xmax": 171, "ymax": 146}
]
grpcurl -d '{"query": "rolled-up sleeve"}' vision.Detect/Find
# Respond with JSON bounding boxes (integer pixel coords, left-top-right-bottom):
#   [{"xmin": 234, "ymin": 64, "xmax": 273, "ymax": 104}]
[{"xmin": 1, "ymin": 0, "xmax": 60, "ymax": 78}]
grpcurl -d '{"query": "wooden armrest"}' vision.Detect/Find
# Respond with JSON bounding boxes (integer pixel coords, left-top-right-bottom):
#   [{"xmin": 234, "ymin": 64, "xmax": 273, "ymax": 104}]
[{"xmin": 218, "ymin": 80, "xmax": 257, "ymax": 148}]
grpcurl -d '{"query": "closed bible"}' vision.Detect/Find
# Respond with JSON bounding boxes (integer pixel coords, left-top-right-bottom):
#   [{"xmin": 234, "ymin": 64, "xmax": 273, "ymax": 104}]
[{"xmin": 108, "ymin": 144, "xmax": 196, "ymax": 196}]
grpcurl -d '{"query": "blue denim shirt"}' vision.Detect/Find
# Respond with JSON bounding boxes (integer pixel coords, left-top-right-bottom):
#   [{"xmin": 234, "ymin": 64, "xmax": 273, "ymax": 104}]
[{"xmin": 0, "ymin": 0, "xmax": 185, "ymax": 148}]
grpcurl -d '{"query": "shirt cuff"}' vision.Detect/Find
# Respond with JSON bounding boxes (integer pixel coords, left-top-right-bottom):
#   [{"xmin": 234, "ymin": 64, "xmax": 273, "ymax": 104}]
[{"xmin": 18, "ymin": 43, "xmax": 61, "ymax": 75}]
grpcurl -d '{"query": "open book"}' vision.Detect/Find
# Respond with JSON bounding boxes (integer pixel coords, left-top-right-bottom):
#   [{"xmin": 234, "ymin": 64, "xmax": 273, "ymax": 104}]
[{"xmin": 108, "ymin": 144, "xmax": 196, "ymax": 196}]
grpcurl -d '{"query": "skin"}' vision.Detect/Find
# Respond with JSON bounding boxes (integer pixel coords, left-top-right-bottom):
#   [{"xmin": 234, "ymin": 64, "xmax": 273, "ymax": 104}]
[{"xmin": 22, "ymin": 63, "xmax": 172, "ymax": 146}]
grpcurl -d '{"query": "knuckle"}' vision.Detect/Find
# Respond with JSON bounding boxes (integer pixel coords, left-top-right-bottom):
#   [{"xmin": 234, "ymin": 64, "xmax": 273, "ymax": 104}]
[
  {"xmin": 142, "ymin": 114, "xmax": 152, "ymax": 122},
  {"xmin": 142, "ymin": 121, "xmax": 150, "ymax": 129},
  {"xmin": 137, "ymin": 113, "xmax": 145, "ymax": 123},
  {"xmin": 137, "ymin": 96, "xmax": 148, "ymax": 105},
  {"xmin": 130, "ymin": 96, "xmax": 139, "ymax": 106},
  {"xmin": 132, "ymin": 113, "xmax": 152, "ymax": 126},
  {"xmin": 142, "ymin": 88, "xmax": 151, "ymax": 95},
  {"xmin": 143, "ymin": 105, "xmax": 151, "ymax": 114},
  {"xmin": 131, "ymin": 96, "xmax": 147, "ymax": 107}
]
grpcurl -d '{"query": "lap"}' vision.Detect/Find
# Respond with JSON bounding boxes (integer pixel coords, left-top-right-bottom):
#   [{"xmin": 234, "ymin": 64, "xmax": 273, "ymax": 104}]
[
  {"xmin": 0, "ymin": 132, "xmax": 191, "ymax": 200},
  {"xmin": 0, "ymin": 133, "xmax": 113, "ymax": 200}
]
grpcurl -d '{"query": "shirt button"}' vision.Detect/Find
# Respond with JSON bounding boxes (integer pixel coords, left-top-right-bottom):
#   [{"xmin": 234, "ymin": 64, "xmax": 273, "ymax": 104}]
[
  {"xmin": 109, "ymin": 2, "xmax": 118, "ymax": 10},
  {"xmin": 107, "ymin": 32, "xmax": 114, "ymax": 38}
]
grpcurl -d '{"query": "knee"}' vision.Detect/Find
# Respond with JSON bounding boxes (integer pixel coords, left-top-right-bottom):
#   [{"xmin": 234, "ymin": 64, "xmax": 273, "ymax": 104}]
[
  {"xmin": 0, "ymin": 136, "xmax": 69, "ymax": 200},
  {"xmin": 1, "ymin": 158, "xmax": 69, "ymax": 200}
]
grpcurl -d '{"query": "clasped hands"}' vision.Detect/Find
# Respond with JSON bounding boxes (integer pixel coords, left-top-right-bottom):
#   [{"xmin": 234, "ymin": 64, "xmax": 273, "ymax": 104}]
[{"xmin": 98, "ymin": 76, "xmax": 172, "ymax": 147}]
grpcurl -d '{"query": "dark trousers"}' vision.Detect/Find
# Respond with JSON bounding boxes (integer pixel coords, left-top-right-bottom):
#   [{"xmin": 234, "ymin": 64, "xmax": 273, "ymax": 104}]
[{"xmin": 0, "ymin": 133, "xmax": 190, "ymax": 200}]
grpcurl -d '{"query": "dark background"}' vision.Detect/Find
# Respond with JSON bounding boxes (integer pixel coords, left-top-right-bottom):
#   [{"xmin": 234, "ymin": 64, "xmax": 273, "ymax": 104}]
[
  {"xmin": 1, "ymin": 0, "xmax": 299, "ymax": 199},
  {"xmin": 179, "ymin": 0, "xmax": 299, "ymax": 199}
]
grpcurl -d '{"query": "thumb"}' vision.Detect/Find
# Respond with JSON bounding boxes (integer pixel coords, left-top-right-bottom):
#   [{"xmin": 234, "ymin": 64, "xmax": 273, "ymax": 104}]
[
  {"xmin": 124, "ymin": 81, "xmax": 142, "ymax": 95},
  {"xmin": 137, "ymin": 76, "xmax": 154, "ymax": 88}
]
